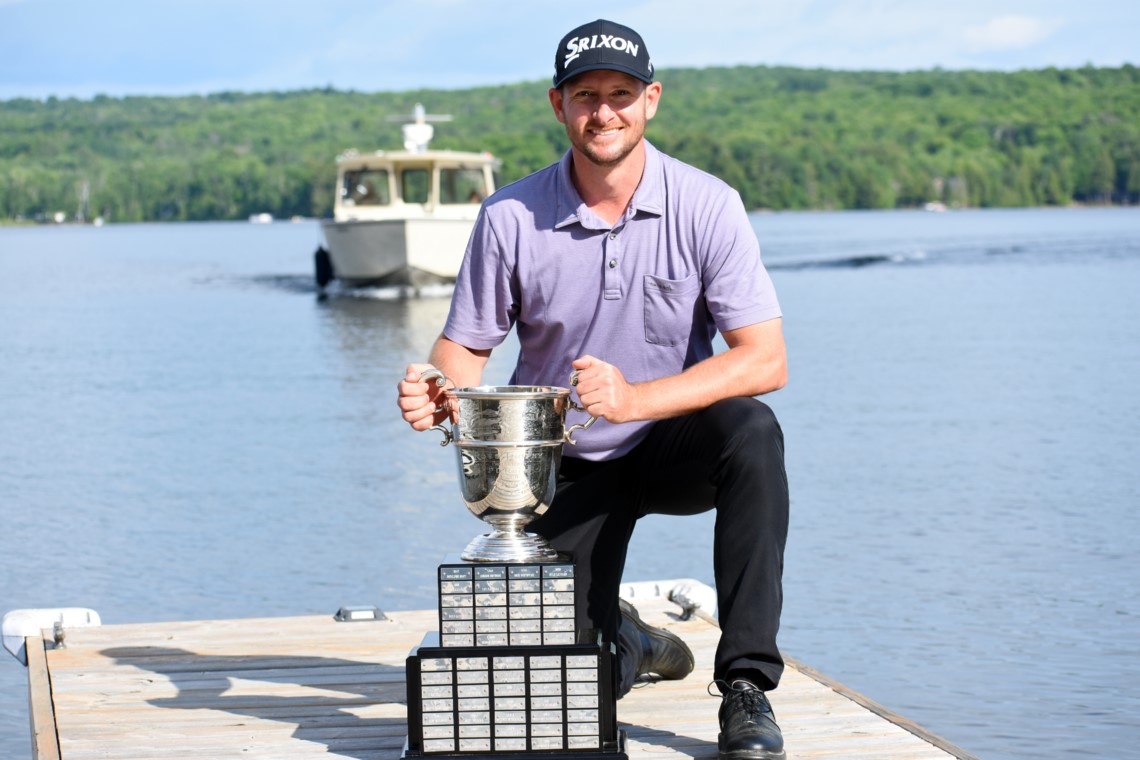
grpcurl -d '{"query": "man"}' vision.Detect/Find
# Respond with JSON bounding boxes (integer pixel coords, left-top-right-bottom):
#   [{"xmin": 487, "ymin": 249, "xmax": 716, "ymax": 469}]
[{"xmin": 397, "ymin": 19, "xmax": 789, "ymax": 760}]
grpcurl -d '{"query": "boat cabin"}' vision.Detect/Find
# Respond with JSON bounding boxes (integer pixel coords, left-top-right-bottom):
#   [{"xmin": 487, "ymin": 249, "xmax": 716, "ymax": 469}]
[{"xmin": 333, "ymin": 150, "xmax": 497, "ymax": 222}]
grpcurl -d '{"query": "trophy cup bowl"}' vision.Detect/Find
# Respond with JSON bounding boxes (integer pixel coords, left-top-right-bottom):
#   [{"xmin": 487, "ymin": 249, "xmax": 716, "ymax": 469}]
[{"xmin": 421, "ymin": 371, "xmax": 595, "ymax": 562}]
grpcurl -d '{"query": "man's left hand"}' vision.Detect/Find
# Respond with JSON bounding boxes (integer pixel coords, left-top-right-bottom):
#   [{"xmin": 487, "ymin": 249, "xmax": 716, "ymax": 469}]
[{"xmin": 571, "ymin": 355, "xmax": 641, "ymax": 424}]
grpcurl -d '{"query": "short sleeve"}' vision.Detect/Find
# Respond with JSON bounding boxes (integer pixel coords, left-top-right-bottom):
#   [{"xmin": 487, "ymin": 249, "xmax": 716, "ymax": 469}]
[
  {"xmin": 700, "ymin": 188, "xmax": 782, "ymax": 332},
  {"xmin": 444, "ymin": 207, "xmax": 519, "ymax": 350}
]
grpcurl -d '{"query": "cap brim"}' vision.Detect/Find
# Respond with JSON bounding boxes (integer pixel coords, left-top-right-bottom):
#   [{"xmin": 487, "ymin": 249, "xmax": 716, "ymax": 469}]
[{"xmin": 553, "ymin": 63, "xmax": 654, "ymax": 89}]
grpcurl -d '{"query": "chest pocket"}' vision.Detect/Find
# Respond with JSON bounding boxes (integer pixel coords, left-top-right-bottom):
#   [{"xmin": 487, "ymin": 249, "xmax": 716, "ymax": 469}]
[{"xmin": 643, "ymin": 273, "xmax": 700, "ymax": 346}]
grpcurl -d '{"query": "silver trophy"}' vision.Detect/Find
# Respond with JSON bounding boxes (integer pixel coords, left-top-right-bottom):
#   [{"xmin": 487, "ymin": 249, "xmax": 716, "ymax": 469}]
[{"xmin": 421, "ymin": 369, "xmax": 595, "ymax": 562}]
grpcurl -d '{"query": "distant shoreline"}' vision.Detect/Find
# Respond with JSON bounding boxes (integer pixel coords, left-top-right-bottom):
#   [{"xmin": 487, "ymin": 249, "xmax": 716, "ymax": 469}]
[
  {"xmin": 6, "ymin": 203, "xmax": 1139, "ymax": 230},
  {"xmin": 4, "ymin": 65, "xmax": 1137, "ymax": 222}
]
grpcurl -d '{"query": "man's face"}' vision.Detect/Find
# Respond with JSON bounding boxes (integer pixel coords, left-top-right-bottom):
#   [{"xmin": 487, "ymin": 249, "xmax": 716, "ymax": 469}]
[{"xmin": 549, "ymin": 70, "xmax": 661, "ymax": 168}]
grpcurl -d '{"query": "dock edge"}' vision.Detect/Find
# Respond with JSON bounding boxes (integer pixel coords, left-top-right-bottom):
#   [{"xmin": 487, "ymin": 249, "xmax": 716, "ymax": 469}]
[
  {"xmin": 684, "ymin": 605, "xmax": 982, "ymax": 760},
  {"xmin": 25, "ymin": 633, "xmax": 62, "ymax": 760}
]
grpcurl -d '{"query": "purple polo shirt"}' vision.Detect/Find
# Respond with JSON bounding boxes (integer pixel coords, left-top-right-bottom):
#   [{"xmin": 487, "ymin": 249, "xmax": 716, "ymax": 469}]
[{"xmin": 444, "ymin": 141, "xmax": 781, "ymax": 461}]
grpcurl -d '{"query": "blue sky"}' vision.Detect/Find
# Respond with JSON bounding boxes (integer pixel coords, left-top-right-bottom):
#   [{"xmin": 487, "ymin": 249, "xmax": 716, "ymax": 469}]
[{"xmin": 0, "ymin": 0, "xmax": 1135, "ymax": 100}]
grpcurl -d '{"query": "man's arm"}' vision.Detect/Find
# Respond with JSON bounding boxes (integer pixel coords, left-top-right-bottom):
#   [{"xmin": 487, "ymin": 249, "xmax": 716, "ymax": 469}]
[
  {"xmin": 397, "ymin": 334, "xmax": 492, "ymax": 431},
  {"xmin": 571, "ymin": 317, "xmax": 786, "ymax": 424}
]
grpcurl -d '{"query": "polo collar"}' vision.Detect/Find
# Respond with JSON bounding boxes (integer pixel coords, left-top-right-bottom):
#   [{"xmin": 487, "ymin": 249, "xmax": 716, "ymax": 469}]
[
  {"xmin": 553, "ymin": 141, "xmax": 665, "ymax": 230},
  {"xmin": 630, "ymin": 141, "xmax": 665, "ymax": 217}
]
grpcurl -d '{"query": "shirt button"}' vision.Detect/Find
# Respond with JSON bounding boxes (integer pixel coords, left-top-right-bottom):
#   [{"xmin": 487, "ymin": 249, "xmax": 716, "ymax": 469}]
[
  {"xmin": 608, "ymin": 259, "xmax": 617, "ymax": 268},
  {"xmin": 609, "ymin": 232, "xmax": 617, "ymax": 240}
]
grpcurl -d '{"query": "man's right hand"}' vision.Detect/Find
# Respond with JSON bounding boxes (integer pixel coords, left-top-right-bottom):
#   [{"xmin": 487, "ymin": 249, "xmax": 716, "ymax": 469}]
[{"xmin": 397, "ymin": 364, "xmax": 450, "ymax": 431}]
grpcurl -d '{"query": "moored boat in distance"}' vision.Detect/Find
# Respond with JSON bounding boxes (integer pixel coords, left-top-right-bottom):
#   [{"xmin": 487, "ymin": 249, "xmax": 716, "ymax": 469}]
[{"xmin": 315, "ymin": 103, "xmax": 498, "ymax": 290}]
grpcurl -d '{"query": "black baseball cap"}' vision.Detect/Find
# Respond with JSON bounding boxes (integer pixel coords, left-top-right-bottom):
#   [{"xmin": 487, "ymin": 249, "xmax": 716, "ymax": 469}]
[{"xmin": 553, "ymin": 19, "xmax": 654, "ymax": 89}]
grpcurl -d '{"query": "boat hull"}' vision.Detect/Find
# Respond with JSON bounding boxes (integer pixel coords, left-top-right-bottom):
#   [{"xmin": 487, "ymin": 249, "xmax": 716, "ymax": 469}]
[{"xmin": 320, "ymin": 217, "xmax": 474, "ymax": 287}]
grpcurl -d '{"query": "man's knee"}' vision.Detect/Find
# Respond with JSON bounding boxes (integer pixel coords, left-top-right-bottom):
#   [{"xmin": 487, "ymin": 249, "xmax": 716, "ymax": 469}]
[
  {"xmin": 705, "ymin": 399, "xmax": 789, "ymax": 535},
  {"xmin": 706, "ymin": 398, "xmax": 784, "ymax": 457}
]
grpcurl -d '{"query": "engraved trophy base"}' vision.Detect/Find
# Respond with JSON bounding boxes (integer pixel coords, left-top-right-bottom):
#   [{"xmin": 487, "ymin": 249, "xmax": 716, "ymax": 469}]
[
  {"xmin": 402, "ymin": 631, "xmax": 627, "ymax": 759},
  {"xmin": 460, "ymin": 528, "xmax": 561, "ymax": 563},
  {"xmin": 402, "ymin": 731, "xmax": 628, "ymax": 760}
]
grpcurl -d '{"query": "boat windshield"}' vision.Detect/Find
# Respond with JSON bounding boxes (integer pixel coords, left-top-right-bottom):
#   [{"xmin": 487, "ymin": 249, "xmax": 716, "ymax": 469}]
[
  {"xmin": 342, "ymin": 169, "xmax": 390, "ymax": 206},
  {"xmin": 402, "ymin": 169, "xmax": 430, "ymax": 204},
  {"xmin": 441, "ymin": 167, "xmax": 488, "ymax": 204}
]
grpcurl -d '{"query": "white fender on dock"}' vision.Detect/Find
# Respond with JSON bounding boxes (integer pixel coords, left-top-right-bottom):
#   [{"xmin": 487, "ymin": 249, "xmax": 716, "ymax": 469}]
[
  {"xmin": 3, "ymin": 608, "xmax": 101, "ymax": 666},
  {"xmin": 619, "ymin": 578, "xmax": 718, "ymax": 618}
]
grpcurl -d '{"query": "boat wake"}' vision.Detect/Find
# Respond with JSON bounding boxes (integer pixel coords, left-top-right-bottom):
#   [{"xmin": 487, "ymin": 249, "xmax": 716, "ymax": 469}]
[
  {"xmin": 765, "ymin": 232, "xmax": 1140, "ymax": 272},
  {"xmin": 768, "ymin": 250, "xmax": 928, "ymax": 271},
  {"xmin": 332, "ymin": 282, "xmax": 456, "ymax": 300},
  {"xmin": 239, "ymin": 275, "xmax": 455, "ymax": 300},
  {"xmin": 244, "ymin": 274, "xmax": 316, "ymax": 294}
]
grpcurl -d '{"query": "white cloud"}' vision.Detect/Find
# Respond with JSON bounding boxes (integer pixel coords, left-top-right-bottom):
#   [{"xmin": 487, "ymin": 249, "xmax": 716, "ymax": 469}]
[{"xmin": 964, "ymin": 15, "xmax": 1065, "ymax": 52}]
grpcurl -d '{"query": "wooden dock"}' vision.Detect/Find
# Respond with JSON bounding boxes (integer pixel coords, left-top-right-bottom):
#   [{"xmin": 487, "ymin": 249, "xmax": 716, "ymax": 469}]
[{"xmin": 21, "ymin": 599, "xmax": 979, "ymax": 759}]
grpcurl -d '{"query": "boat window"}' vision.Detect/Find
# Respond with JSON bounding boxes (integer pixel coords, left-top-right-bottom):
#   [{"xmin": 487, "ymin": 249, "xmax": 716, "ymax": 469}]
[
  {"xmin": 401, "ymin": 169, "xmax": 430, "ymax": 204},
  {"xmin": 440, "ymin": 168, "xmax": 487, "ymax": 204},
  {"xmin": 342, "ymin": 170, "xmax": 390, "ymax": 206}
]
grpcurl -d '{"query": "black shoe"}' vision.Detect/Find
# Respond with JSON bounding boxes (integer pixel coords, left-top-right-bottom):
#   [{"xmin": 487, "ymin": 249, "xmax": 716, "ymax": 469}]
[
  {"xmin": 619, "ymin": 598, "xmax": 694, "ymax": 681},
  {"xmin": 717, "ymin": 680, "xmax": 786, "ymax": 760}
]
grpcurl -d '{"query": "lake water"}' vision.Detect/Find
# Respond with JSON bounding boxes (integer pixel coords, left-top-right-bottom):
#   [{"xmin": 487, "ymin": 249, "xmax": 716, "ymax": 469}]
[{"xmin": 2, "ymin": 208, "xmax": 1138, "ymax": 758}]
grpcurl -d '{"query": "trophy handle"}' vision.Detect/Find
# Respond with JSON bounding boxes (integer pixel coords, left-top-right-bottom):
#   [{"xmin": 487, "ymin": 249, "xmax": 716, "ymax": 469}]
[
  {"xmin": 564, "ymin": 414, "xmax": 596, "ymax": 445},
  {"xmin": 419, "ymin": 367, "xmax": 452, "ymax": 387},
  {"xmin": 430, "ymin": 421, "xmax": 454, "ymax": 446},
  {"xmin": 565, "ymin": 370, "xmax": 598, "ymax": 446},
  {"xmin": 418, "ymin": 368, "xmax": 454, "ymax": 446}
]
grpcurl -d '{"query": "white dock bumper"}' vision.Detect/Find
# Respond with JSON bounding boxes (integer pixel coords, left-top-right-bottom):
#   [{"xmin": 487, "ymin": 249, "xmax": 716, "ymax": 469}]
[
  {"xmin": 619, "ymin": 578, "xmax": 718, "ymax": 618},
  {"xmin": 2, "ymin": 608, "xmax": 101, "ymax": 666}
]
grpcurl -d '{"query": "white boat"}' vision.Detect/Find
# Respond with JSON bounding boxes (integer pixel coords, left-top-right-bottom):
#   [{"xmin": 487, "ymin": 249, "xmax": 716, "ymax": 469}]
[{"xmin": 315, "ymin": 104, "xmax": 498, "ymax": 289}]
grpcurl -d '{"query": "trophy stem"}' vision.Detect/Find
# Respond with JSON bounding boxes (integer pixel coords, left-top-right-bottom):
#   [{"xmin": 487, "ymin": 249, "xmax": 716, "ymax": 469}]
[{"xmin": 461, "ymin": 528, "xmax": 561, "ymax": 563}]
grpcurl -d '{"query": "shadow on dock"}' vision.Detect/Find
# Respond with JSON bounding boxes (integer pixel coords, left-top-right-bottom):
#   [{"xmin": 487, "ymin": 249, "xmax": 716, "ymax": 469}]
[
  {"xmin": 101, "ymin": 646, "xmax": 408, "ymax": 758},
  {"xmin": 622, "ymin": 723, "xmax": 715, "ymax": 758}
]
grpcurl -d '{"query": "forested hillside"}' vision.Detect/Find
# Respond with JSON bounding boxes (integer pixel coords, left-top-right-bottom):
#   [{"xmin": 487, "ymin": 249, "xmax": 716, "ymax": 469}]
[{"xmin": 2, "ymin": 64, "xmax": 1137, "ymax": 223}]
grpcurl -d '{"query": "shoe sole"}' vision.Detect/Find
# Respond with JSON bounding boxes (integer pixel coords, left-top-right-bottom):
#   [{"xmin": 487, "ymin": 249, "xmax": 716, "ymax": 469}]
[
  {"xmin": 718, "ymin": 736, "xmax": 787, "ymax": 760},
  {"xmin": 619, "ymin": 598, "xmax": 695, "ymax": 678}
]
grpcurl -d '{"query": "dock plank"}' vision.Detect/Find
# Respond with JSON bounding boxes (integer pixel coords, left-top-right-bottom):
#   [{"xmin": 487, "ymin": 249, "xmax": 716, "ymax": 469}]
[
  {"xmin": 34, "ymin": 601, "xmax": 977, "ymax": 759},
  {"xmin": 25, "ymin": 634, "xmax": 62, "ymax": 760}
]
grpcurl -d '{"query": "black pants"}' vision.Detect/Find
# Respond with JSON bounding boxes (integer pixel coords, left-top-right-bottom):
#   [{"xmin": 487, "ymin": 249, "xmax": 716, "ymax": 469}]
[{"xmin": 529, "ymin": 397, "xmax": 789, "ymax": 697}]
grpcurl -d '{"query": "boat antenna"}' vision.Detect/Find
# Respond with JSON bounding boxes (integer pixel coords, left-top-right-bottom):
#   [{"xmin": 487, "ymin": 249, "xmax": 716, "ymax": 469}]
[{"xmin": 388, "ymin": 103, "xmax": 453, "ymax": 153}]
